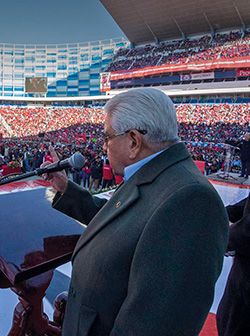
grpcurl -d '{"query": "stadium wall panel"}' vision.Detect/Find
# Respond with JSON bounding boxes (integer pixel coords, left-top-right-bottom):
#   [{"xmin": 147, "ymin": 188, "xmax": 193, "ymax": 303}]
[{"xmin": 0, "ymin": 38, "xmax": 129, "ymax": 97}]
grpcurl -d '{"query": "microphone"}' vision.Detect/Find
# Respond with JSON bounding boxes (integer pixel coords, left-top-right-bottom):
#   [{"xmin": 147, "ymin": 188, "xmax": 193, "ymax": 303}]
[
  {"xmin": 0, "ymin": 152, "xmax": 85, "ymax": 186},
  {"xmin": 36, "ymin": 152, "xmax": 85, "ymax": 175}
]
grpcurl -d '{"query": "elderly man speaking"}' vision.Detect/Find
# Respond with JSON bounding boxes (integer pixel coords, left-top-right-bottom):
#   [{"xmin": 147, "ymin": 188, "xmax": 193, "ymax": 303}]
[{"xmin": 44, "ymin": 88, "xmax": 228, "ymax": 336}]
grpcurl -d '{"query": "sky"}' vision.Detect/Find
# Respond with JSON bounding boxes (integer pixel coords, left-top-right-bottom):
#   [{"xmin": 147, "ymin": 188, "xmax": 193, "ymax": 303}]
[{"xmin": 0, "ymin": 0, "xmax": 125, "ymax": 44}]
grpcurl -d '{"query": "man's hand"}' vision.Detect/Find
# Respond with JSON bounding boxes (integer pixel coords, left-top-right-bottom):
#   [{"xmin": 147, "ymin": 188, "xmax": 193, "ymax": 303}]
[{"xmin": 41, "ymin": 145, "xmax": 68, "ymax": 194}]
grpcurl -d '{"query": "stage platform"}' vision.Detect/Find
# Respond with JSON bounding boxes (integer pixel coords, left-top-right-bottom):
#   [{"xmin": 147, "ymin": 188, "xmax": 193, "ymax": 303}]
[{"xmin": 208, "ymin": 171, "xmax": 250, "ymax": 187}]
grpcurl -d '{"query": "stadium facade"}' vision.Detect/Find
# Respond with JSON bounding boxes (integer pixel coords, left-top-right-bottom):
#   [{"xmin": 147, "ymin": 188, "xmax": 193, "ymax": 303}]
[{"xmin": 0, "ymin": 38, "xmax": 128, "ymax": 98}]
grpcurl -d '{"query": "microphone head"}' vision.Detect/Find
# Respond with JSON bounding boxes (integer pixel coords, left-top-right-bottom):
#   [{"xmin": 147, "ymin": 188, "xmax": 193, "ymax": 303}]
[{"xmin": 69, "ymin": 152, "xmax": 85, "ymax": 169}]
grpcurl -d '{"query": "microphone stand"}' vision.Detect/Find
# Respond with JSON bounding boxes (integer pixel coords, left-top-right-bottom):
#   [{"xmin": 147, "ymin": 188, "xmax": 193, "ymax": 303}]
[
  {"xmin": 0, "ymin": 160, "xmax": 66, "ymax": 186},
  {"xmin": 0, "ymin": 168, "xmax": 45, "ymax": 186}
]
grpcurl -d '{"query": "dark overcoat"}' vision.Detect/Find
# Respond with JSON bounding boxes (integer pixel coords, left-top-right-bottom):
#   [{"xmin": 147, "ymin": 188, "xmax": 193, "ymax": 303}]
[
  {"xmin": 53, "ymin": 142, "xmax": 228, "ymax": 336},
  {"xmin": 217, "ymin": 193, "xmax": 250, "ymax": 336}
]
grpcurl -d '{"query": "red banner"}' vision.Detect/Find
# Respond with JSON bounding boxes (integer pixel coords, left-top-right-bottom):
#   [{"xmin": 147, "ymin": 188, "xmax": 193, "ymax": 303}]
[
  {"xmin": 110, "ymin": 56, "xmax": 250, "ymax": 81},
  {"xmin": 236, "ymin": 69, "xmax": 250, "ymax": 77}
]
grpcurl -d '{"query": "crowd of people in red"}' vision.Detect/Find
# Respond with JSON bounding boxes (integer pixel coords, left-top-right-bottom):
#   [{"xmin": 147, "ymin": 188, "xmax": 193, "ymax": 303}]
[
  {"xmin": 0, "ymin": 103, "xmax": 249, "ymax": 185},
  {"xmin": 0, "ymin": 106, "xmax": 105, "ymax": 138},
  {"xmin": 178, "ymin": 103, "xmax": 249, "ymax": 174},
  {"xmin": 107, "ymin": 30, "xmax": 250, "ymax": 72}
]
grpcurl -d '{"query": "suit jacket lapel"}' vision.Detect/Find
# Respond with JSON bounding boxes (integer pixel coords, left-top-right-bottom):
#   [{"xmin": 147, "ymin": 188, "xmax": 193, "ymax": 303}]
[{"xmin": 72, "ymin": 183, "xmax": 139, "ymax": 260}]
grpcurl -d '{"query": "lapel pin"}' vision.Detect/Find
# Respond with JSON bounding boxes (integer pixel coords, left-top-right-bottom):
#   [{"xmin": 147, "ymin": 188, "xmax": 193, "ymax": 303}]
[{"xmin": 115, "ymin": 201, "xmax": 121, "ymax": 208}]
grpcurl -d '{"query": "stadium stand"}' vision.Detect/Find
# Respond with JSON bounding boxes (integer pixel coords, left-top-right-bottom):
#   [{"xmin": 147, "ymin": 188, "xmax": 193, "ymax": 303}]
[
  {"xmin": 0, "ymin": 0, "xmax": 249, "ymax": 183},
  {"xmin": 107, "ymin": 30, "xmax": 250, "ymax": 72},
  {"xmin": 0, "ymin": 103, "xmax": 249, "ymax": 179}
]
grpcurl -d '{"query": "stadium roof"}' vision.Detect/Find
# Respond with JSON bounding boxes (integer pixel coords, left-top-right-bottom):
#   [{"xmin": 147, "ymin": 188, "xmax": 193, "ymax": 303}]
[{"xmin": 100, "ymin": 0, "xmax": 250, "ymax": 45}]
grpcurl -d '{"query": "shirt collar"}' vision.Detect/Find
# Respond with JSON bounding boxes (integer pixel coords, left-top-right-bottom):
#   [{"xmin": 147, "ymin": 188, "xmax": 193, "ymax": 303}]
[{"xmin": 124, "ymin": 149, "xmax": 164, "ymax": 182}]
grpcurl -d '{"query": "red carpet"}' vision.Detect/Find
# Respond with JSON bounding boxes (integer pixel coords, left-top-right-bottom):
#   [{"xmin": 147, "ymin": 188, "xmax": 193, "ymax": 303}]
[{"xmin": 200, "ymin": 313, "xmax": 218, "ymax": 336}]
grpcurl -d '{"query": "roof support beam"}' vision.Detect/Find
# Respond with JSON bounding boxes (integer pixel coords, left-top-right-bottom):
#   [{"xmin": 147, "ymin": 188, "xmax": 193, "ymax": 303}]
[
  {"xmin": 144, "ymin": 21, "xmax": 159, "ymax": 44},
  {"xmin": 203, "ymin": 12, "xmax": 214, "ymax": 37},
  {"xmin": 130, "ymin": 0, "xmax": 159, "ymax": 43},
  {"xmin": 233, "ymin": 3, "xmax": 246, "ymax": 30},
  {"xmin": 173, "ymin": 18, "xmax": 185, "ymax": 39}
]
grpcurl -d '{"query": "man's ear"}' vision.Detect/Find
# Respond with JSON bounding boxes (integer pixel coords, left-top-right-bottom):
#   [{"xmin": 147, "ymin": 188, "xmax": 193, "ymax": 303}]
[{"xmin": 128, "ymin": 130, "xmax": 142, "ymax": 160}]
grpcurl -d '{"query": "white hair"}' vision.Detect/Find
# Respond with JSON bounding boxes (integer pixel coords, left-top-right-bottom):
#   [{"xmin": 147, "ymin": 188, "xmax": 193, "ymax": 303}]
[{"xmin": 104, "ymin": 88, "xmax": 179, "ymax": 144}]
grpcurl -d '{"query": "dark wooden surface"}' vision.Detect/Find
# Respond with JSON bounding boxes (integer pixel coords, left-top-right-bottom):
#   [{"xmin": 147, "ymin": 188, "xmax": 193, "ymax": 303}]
[{"xmin": 0, "ymin": 188, "xmax": 84, "ymax": 286}]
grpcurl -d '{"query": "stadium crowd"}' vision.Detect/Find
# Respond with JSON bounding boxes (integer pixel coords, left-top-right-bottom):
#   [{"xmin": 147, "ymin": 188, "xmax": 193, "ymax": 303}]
[
  {"xmin": 107, "ymin": 30, "xmax": 250, "ymax": 72},
  {"xmin": 0, "ymin": 106, "xmax": 105, "ymax": 138},
  {"xmin": 0, "ymin": 103, "xmax": 249, "ymax": 185}
]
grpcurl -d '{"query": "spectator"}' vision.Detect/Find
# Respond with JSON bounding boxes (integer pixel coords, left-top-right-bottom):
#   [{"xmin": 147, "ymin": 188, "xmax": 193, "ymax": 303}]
[
  {"xmin": 89, "ymin": 158, "xmax": 103, "ymax": 192},
  {"xmin": 238, "ymin": 133, "xmax": 250, "ymax": 178},
  {"xmin": 82, "ymin": 162, "xmax": 91, "ymax": 189},
  {"xmin": 217, "ymin": 192, "xmax": 250, "ymax": 336},
  {"xmin": 101, "ymin": 159, "xmax": 114, "ymax": 190}
]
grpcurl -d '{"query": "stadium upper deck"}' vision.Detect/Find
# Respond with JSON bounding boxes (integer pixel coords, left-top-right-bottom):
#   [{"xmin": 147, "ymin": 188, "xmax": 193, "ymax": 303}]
[
  {"xmin": 103, "ymin": 29, "xmax": 250, "ymax": 93},
  {"xmin": 99, "ymin": 0, "xmax": 250, "ymax": 95},
  {"xmin": 101, "ymin": 0, "xmax": 250, "ymax": 45}
]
